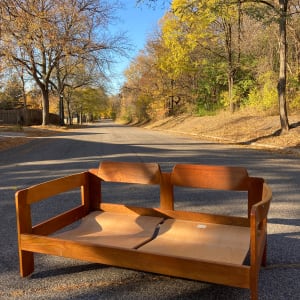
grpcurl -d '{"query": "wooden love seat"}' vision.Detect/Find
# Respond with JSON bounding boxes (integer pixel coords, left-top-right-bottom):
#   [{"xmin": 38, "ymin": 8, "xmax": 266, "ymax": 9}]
[{"xmin": 15, "ymin": 161, "xmax": 272, "ymax": 300}]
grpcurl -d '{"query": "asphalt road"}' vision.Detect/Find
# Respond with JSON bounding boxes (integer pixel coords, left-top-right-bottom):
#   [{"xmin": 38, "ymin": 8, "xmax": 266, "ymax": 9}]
[{"xmin": 0, "ymin": 120, "xmax": 299, "ymax": 299}]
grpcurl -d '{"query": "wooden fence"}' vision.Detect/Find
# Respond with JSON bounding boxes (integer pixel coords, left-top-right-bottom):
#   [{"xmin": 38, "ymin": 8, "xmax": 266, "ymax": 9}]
[{"xmin": 0, "ymin": 109, "xmax": 59, "ymax": 125}]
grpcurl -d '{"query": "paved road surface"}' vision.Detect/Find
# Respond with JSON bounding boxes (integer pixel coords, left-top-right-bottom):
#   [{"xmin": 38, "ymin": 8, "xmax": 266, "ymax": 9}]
[{"xmin": 0, "ymin": 121, "xmax": 299, "ymax": 299}]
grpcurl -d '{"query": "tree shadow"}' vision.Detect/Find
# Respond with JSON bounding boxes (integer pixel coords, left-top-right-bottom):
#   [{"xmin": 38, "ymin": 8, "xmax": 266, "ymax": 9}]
[
  {"xmin": 239, "ymin": 120, "xmax": 300, "ymax": 147},
  {"xmin": 239, "ymin": 129, "xmax": 282, "ymax": 145},
  {"xmin": 290, "ymin": 120, "xmax": 300, "ymax": 129}
]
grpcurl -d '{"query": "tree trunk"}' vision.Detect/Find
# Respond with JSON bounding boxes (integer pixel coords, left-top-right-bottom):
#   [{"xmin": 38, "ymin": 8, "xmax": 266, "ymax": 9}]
[
  {"xmin": 224, "ymin": 20, "xmax": 235, "ymax": 113},
  {"xmin": 278, "ymin": 0, "xmax": 289, "ymax": 132},
  {"xmin": 20, "ymin": 72, "xmax": 28, "ymax": 125},
  {"xmin": 59, "ymin": 94, "xmax": 65, "ymax": 126},
  {"xmin": 41, "ymin": 88, "xmax": 50, "ymax": 126},
  {"xmin": 228, "ymin": 72, "xmax": 235, "ymax": 113},
  {"xmin": 56, "ymin": 64, "xmax": 65, "ymax": 126},
  {"xmin": 66, "ymin": 100, "xmax": 72, "ymax": 125}
]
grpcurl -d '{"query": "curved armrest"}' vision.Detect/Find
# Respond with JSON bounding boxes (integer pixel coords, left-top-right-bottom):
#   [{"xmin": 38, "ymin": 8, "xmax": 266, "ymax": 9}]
[
  {"xmin": 250, "ymin": 183, "xmax": 272, "ymax": 226},
  {"xmin": 250, "ymin": 183, "xmax": 272, "ymax": 269}
]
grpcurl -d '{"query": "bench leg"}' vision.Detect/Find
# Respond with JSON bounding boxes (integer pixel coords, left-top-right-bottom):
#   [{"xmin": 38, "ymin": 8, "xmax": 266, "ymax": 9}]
[
  {"xmin": 261, "ymin": 240, "xmax": 267, "ymax": 267},
  {"xmin": 250, "ymin": 281, "xmax": 258, "ymax": 300},
  {"xmin": 19, "ymin": 250, "xmax": 34, "ymax": 277}
]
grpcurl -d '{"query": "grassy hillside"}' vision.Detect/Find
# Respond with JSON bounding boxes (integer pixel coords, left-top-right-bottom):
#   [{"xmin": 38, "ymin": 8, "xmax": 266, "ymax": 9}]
[{"xmin": 143, "ymin": 110, "xmax": 300, "ymax": 154}]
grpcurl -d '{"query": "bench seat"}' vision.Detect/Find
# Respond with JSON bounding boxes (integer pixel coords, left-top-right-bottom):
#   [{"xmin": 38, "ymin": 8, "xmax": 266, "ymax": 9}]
[
  {"xmin": 54, "ymin": 213, "xmax": 250, "ymax": 264},
  {"xmin": 139, "ymin": 218, "xmax": 250, "ymax": 264},
  {"xmin": 54, "ymin": 211, "xmax": 164, "ymax": 249}
]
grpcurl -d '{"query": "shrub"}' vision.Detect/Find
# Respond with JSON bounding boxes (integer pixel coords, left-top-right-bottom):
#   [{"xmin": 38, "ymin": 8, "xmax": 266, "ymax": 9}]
[{"xmin": 247, "ymin": 72, "xmax": 278, "ymax": 111}]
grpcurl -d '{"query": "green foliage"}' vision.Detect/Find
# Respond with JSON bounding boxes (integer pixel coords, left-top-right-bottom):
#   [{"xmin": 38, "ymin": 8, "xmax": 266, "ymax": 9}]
[
  {"xmin": 134, "ymin": 95, "xmax": 152, "ymax": 122},
  {"xmin": 72, "ymin": 87, "xmax": 109, "ymax": 120},
  {"xmin": 233, "ymin": 67, "xmax": 257, "ymax": 106},
  {"xmin": 194, "ymin": 61, "xmax": 227, "ymax": 113},
  {"xmin": 196, "ymin": 101, "xmax": 221, "ymax": 116},
  {"xmin": 0, "ymin": 75, "xmax": 24, "ymax": 109}
]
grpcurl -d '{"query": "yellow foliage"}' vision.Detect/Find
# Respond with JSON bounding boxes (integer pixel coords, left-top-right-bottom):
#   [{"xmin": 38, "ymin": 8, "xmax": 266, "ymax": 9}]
[
  {"xmin": 159, "ymin": 0, "xmax": 217, "ymax": 79},
  {"xmin": 289, "ymin": 92, "xmax": 300, "ymax": 111},
  {"xmin": 247, "ymin": 72, "xmax": 278, "ymax": 111},
  {"xmin": 159, "ymin": 0, "xmax": 239, "ymax": 80}
]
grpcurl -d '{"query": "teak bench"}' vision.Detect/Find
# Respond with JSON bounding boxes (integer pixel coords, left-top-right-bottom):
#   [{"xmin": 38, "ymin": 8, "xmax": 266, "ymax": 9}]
[{"xmin": 15, "ymin": 161, "xmax": 272, "ymax": 300}]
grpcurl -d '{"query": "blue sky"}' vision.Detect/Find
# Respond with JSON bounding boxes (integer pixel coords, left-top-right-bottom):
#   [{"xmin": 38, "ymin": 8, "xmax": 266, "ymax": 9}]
[{"xmin": 109, "ymin": 1, "xmax": 168, "ymax": 93}]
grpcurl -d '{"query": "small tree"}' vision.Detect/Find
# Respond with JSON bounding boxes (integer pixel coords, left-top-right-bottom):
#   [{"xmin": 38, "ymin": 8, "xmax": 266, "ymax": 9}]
[{"xmin": 0, "ymin": 74, "xmax": 23, "ymax": 109}]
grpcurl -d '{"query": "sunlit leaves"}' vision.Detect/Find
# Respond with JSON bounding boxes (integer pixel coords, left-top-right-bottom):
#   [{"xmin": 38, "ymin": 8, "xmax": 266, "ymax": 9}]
[{"xmin": 159, "ymin": 1, "xmax": 217, "ymax": 78}]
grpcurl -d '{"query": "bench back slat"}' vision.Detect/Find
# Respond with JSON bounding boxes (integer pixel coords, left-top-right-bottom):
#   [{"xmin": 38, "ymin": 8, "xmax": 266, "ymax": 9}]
[
  {"xmin": 97, "ymin": 161, "xmax": 161, "ymax": 185},
  {"xmin": 171, "ymin": 164, "xmax": 249, "ymax": 191}
]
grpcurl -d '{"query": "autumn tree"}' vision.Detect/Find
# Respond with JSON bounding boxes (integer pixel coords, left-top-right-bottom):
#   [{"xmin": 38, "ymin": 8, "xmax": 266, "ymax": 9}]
[
  {"xmin": 162, "ymin": 1, "xmax": 246, "ymax": 112},
  {"xmin": 52, "ymin": 56, "xmax": 104, "ymax": 125},
  {"xmin": 0, "ymin": 0, "xmax": 69, "ymax": 125},
  {"xmin": 0, "ymin": 0, "xmax": 127, "ymax": 125},
  {"xmin": 122, "ymin": 35, "xmax": 170, "ymax": 121},
  {"xmin": 121, "ymin": 53, "xmax": 151, "ymax": 122},
  {"xmin": 49, "ymin": 0, "xmax": 126, "ymax": 126}
]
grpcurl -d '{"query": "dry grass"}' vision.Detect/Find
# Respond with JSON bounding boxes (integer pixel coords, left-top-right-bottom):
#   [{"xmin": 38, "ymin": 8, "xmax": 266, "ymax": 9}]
[
  {"xmin": 144, "ymin": 110, "xmax": 300, "ymax": 153},
  {"xmin": 0, "ymin": 125, "xmax": 65, "ymax": 152}
]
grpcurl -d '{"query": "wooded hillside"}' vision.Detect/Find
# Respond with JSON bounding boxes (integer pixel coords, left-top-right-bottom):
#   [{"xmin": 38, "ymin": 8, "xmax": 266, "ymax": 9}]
[{"xmin": 120, "ymin": 0, "xmax": 300, "ymax": 133}]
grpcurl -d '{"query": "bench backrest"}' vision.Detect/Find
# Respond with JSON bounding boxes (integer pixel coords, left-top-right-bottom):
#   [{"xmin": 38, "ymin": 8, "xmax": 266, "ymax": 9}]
[
  {"xmin": 90, "ymin": 161, "xmax": 264, "ymax": 217},
  {"xmin": 169, "ymin": 164, "xmax": 265, "ymax": 218},
  {"xmin": 97, "ymin": 161, "xmax": 162, "ymax": 185},
  {"xmin": 171, "ymin": 164, "xmax": 249, "ymax": 191}
]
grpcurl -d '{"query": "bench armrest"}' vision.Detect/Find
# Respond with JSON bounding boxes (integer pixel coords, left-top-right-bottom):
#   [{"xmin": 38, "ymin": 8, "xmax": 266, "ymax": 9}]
[
  {"xmin": 15, "ymin": 172, "xmax": 96, "ymax": 236},
  {"xmin": 16, "ymin": 172, "xmax": 89, "ymax": 205},
  {"xmin": 250, "ymin": 183, "xmax": 272, "ymax": 226},
  {"xmin": 250, "ymin": 182, "xmax": 272, "ymax": 268}
]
